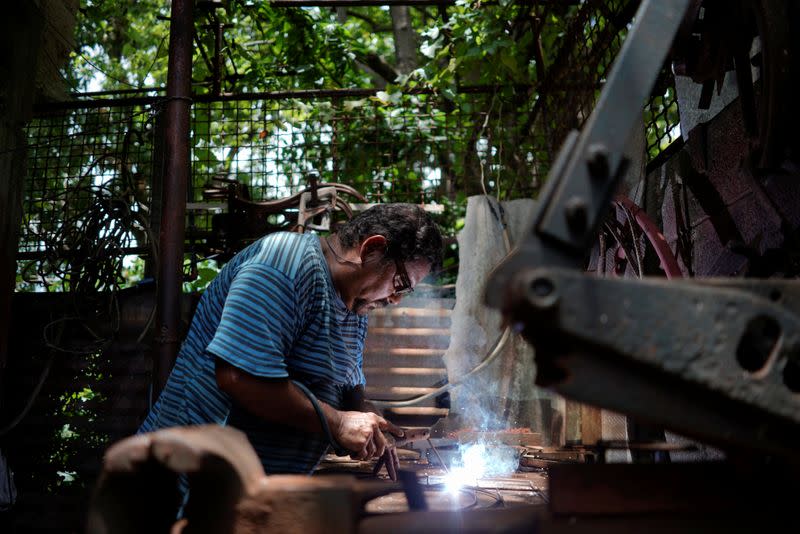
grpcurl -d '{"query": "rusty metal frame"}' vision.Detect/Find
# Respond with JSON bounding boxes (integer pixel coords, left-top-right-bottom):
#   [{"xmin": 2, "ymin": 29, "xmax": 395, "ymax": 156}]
[
  {"xmin": 483, "ymin": 0, "xmax": 800, "ymax": 463},
  {"xmin": 153, "ymin": 0, "xmax": 194, "ymax": 401}
]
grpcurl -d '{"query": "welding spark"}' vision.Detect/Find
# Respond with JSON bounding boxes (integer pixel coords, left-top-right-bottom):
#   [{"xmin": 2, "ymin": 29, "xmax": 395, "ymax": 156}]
[
  {"xmin": 443, "ymin": 442, "xmax": 517, "ymax": 494},
  {"xmin": 444, "ymin": 444, "xmax": 487, "ymax": 493}
]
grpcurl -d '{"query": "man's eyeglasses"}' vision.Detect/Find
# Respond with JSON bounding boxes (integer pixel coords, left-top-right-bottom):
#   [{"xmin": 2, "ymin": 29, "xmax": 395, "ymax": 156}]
[{"xmin": 392, "ymin": 258, "xmax": 414, "ymax": 296}]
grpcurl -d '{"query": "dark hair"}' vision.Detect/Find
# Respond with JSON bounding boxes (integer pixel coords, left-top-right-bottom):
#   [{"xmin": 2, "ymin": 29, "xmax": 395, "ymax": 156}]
[{"xmin": 337, "ymin": 203, "xmax": 443, "ymax": 271}]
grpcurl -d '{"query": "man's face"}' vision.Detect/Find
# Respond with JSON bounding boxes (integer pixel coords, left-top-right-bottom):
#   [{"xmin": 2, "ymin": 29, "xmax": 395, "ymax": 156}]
[{"xmin": 351, "ymin": 258, "xmax": 431, "ymax": 315}]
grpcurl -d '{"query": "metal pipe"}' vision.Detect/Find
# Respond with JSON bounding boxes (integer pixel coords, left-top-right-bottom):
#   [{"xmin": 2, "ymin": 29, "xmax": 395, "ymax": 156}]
[
  {"xmin": 34, "ymin": 85, "xmax": 535, "ymax": 112},
  {"xmin": 269, "ymin": 0, "xmax": 456, "ymax": 6},
  {"xmin": 153, "ymin": 0, "xmax": 193, "ymax": 402},
  {"xmin": 71, "ymin": 87, "xmax": 166, "ymax": 97},
  {"xmin": 267, "ymin": 0, "xmax": 575, "ymax": 6}
]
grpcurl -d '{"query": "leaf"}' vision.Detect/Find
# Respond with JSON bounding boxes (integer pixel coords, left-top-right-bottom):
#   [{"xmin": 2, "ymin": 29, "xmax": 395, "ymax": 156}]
[
  {"xmin": 343, "ymin": 99, "xmax": 366, "ymax": 111},
  {"xmin": 420, "ymin": 38, "xmax": 443, "ymax": 59},
  {"xmin": 499, "ymin": 48, "xmax": 520, "ymax": 78}
]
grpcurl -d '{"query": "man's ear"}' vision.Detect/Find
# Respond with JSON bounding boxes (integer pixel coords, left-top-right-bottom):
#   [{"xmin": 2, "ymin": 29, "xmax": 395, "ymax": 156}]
[{"xmin": 359, "ymin": 235, "xmax": 388, "ymax": 264}]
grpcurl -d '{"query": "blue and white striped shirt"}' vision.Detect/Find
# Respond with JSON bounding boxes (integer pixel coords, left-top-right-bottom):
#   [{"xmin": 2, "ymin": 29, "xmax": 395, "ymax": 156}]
[{"xmin": 139, "ymin": 232, "xmax": 368, "ymax": 474}]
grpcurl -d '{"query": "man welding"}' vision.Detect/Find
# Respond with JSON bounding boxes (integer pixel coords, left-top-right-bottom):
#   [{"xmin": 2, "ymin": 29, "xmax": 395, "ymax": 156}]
[{"xmin": 139, "ymin": 203, "xmax": 442, "ymax": 485}]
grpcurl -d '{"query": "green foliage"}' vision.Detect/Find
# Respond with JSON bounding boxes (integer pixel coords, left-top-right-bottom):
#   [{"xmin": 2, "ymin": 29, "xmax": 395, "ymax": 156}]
[
  {"xmin": 36, "ymin": 1, "xmax": 663, "ymax": 290},
  {"xmin": 71, "ymin": 2, "xmax": 379, "ymax": 93},
  {"xmin": 433, "ymin": 193, "xmax": 468, "ymax": 285},
  {"xmin": 71, "ymin": 0, "xmax": 171, "ymax": 91},
  {"xmin": 645, "ymin": 88, "xmax": 681, "ymax": 159},
  {"xmin": 46, "ymin": 352, "xmax": 108, "ymax": 492},
  {"xmin": 183, "ymin": 257, "xmax": 221, "ymax": 292},
  {"xmin": 64, "ymin": 2, "xmax": 601, "ymax": 210}
]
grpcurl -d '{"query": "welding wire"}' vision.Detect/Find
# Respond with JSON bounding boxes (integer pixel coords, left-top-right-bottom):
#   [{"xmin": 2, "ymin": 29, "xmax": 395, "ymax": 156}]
[
  {"xmin": 474, "ymin": 487, "xmax": 504, "ymax": 508},
  {"xmin": 427, "ymin": 438, "xmax": 449, "ymax": 473},
  {"xmin": 461, "ymin": 489, "xmax": 480, "ymax": 510},
  {"xmin": 370, "ymin": 326, "xmax": 513, "ymax": 408},
  {"xmin": 291, "ymin": 379, "xmax": 350, "ymax": 456}
]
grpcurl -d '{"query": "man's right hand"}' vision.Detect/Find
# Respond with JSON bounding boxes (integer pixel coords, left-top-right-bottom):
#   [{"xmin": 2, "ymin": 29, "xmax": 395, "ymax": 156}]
[{"xmin": 331, "ymin": 411, "xmax": 403, "ymax": 460}]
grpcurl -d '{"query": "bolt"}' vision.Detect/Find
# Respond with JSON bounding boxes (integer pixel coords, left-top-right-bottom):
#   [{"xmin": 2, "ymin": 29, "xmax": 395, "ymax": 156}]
[
  {"xmin": 526, "ymin": 275, "xmax": 558, "ymax": 310},
  {"xmin": 586, "ymin": 143, "xmax": 609, "ymax": 181},
  {"xmin": 564, "ymin": 196, "xmax": 588, "ymax": 234},
  {"xmin": 531, "ymin": 277, "xmax": 554, "ymax": 297}
]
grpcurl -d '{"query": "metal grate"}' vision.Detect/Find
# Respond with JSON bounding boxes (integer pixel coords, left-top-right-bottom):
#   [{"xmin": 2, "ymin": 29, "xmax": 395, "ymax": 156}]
[
  {"xmin": 20, "ymin": 105, "xmax": 157, "ymax": 290},
  {"xmin": 644, "ymin": 68, "xmax": 682, "ymax": 160},
  {"xmin": 530, "ymin": 0, "xmax": 681, "ymax": 164},
  {"xmin": 531, "ymin": 0, "xmax": 637, "ymax": 157},
  {"xmin": 188, "ymin": 89, "xmax": 544, "ymax": 204},
  {"xmin": 20, "ymin": 88, "xmax": 549, "ymax": 290}
]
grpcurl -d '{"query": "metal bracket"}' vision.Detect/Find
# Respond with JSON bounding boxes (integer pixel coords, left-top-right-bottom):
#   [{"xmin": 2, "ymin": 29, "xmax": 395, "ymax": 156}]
[
  {"xmin": 297, "ymin": 186, "xmax": 338, "ymax": 232},
  {"xmin": 507, "ymin": 268, "xmax": 800, "ymax": 459}
]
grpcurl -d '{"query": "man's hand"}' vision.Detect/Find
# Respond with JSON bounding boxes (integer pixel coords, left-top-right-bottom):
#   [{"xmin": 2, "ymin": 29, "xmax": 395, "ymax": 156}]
[
  {"xmin": 373, "ymin": 433, "xmax": 401, "ymax": 481},
  {"xmin": 372, "ymin": 426, "xmax": 429, "ymax": 481},
  {"xmin": 332, "ymin": 411, "xmax": 403, "ymax": 460}
]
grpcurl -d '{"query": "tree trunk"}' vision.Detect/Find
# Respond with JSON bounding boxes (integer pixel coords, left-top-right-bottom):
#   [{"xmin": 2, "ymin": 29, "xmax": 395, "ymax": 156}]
[{"xmin": 390, "ymin": 6, "xmax": 417, "ymax": 75}]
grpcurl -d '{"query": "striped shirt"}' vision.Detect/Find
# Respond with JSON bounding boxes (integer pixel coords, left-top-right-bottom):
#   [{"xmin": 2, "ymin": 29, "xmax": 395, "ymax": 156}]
[{"xmin": 139, "ymin": 232, "xmax": 368, "ymax": 474}]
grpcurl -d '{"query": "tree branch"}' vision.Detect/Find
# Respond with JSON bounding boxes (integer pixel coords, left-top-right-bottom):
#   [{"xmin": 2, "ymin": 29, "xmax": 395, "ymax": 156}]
[{"xmin": 360, "ymin": 52, "xmax": 400, "ymax": 83}]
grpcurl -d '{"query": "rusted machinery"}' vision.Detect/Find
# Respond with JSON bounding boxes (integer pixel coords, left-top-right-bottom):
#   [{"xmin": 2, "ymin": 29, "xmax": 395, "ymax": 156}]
[
  {"xmin": 199, "ymin": 174, "xmax": 368, "ymax": 261},
  {"xmin": 486, "ymin": 0, "xmax": 800, "ymax": 465}
]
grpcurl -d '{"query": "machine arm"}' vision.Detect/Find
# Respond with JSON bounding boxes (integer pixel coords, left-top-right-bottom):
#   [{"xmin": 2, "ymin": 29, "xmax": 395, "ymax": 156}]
[{"xmin": 485, "ymin": 0, "xmax": 800, "ymax": 461}]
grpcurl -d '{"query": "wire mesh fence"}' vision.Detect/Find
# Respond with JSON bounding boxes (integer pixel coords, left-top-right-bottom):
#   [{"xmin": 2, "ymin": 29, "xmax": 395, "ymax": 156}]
[
  {"xmin": 20, "ymin": 88, "xmax": 551, "ymax": 289},
  {"xmin": 20, "ymin": 104, "xmax": 157, "ymax": 291},
  {"xmin": 645, "ymin": 68, "xmax": 682, "ymax": 159},
  {"xmin": 188, "ymin": 89, "xmax": 546, "ymax": 229},
  {"xmin": 19, "ymin": 0, "xmax": 683, "ymax": 291},
  {"xmin": 531, "ymin": 0, "xmax": 635, "ymax": 154}
]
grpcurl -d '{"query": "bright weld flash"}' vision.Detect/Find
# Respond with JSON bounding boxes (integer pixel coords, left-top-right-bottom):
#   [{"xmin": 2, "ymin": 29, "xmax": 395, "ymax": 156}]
[{"xmin": 444, "ymin": 443, "xmax": 488, "ymax": 494}]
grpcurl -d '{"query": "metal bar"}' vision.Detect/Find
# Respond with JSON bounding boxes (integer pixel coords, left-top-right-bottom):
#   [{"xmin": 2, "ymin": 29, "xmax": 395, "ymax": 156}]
[
  {"xmin": 269, "ymin": 0, "xmax": 456, "ymax": 6},
  {"xmin": 535, "ymin": 0, "xmax": 691, "ymax": 252},
  {"xmin": 33, "ymin": 84, "xmax": 533, "ymax": 112},
  {"xmin": 511, "ymin": 268, "xmax": 800, "ymax": 461},
  {"xmin": 192, "ymin": 84, "xmax": 529, "ymax": 101},
  {"xmin": 34, "ymin": 95, "xmax": 163, "ymax": 112},
  {"xmin": 268, "ymin": 0, "xmax": 576, "ymax": 5},
  {"xmin": 154, "ymin": 0, "xmax": 193, "ymax": 402},
  {"xmin": 71, "ymin": 87, "xmax": 166, "ymax": 97}
]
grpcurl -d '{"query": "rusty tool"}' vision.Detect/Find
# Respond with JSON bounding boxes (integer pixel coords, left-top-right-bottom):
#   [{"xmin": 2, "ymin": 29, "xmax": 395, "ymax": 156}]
[{"xmin": 89, "ymin": 425, "xmax": 406, "ymax": 534}]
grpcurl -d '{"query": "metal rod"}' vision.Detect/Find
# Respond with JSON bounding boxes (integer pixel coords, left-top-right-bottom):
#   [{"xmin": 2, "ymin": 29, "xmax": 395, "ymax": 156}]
[
  {"xmin": 269, "ymin": 0, "xmax": 456, "ymax": 6},
  {"xmin": 71, "ymin": 87, "xmax": 166, "ymax": 97},
  {"xmin": 427, "ymin": 438, "xmax": 450, "ymax": 473},
  {"xmin": 34, "ymin": 84, "xmax": 534, "ymax": 112},
  {"xmin": 266, "ymin": 0, "xmax": 573, "ymax": 5},
  {"xmin": 153, "ymin": 0, "xmax": 193, "ymax": 402}
]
